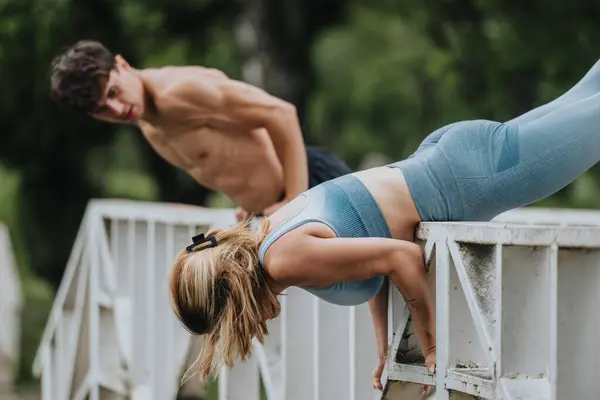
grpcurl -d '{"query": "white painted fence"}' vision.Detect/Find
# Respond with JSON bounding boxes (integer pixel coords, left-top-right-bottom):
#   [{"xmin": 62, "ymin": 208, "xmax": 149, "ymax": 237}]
[
  {"xmin": 0, "ymin": 224, "xmax": 24, "ymax": 396},
  {"xmin": 32, "ymin": 200, "xmax": 600, "ymax": 400},
  {"xmin": 386, "ymin": 208, "xmax": 600, "ymax": 399},
  {"xmin": 32, "ymin": 199, "xmax": 379, "ymax": 400}
]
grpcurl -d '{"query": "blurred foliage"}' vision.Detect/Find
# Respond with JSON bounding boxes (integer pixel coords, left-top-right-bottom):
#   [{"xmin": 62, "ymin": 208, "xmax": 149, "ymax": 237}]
[{"xmin": 0, "ymin": 0, "xmax": 600, "ymax": 397}]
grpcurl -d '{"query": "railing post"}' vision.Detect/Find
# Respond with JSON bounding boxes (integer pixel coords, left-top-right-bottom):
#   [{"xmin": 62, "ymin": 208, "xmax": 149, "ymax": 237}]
[
  {"xmin": 435, "ymin": 238, "xmax": 450, "ymax": 400},
  {"xmin": 349, "ymin": 303, "xmax": 377, "ymax": 400}
]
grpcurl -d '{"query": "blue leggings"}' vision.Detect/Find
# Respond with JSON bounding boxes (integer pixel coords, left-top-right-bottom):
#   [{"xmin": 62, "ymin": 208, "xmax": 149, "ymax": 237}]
[{"xmin": 390, "ymin": 59, "xmax": 600, "ymax": 221}]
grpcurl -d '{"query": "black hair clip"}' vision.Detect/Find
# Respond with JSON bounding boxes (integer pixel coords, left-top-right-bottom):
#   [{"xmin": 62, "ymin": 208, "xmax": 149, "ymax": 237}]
[{"xmin": 186, "ymin": 233, "xmax": 218, "ymax": 253}]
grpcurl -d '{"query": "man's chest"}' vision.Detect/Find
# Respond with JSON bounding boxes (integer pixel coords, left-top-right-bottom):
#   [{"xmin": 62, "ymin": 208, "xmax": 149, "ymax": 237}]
[{"xmin": 141, "ymin": 122, "xmax": 257, "ymax": 164}]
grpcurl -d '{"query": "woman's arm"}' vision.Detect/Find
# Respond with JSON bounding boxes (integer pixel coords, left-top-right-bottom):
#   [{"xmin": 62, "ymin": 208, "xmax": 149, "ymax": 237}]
[
  {"xmin": 268, "ymin": 234, "xmax": 421, "ymax": 287},
  {"xmin": 268, "ymin": 233, "xmax": 436, "ymax": 368},
  {"xmin": 368, "ymin": 279, "xmax": 389, "ymax": 390}
]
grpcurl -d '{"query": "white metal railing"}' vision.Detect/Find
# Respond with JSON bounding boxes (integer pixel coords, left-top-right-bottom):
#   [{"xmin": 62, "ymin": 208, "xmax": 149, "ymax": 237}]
[
  {"xmin": 32, "ymin": 199, "xmax": 380, "ymax": 400},
  {"xmin": 385, "ymin": 207, "xmax": 600, "ymax": 399},
  {"xmin": 0, "ymin": 224, "xmax": 24, "ymax": 395},
  {"xmin": 33, "ymin": 199, "xmax": 600, "ymax": 400}
]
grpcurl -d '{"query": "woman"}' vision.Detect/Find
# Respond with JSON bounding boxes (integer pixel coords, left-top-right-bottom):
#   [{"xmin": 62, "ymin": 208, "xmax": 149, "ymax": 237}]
[{"xmin": 169, "ymin": 58, "xmax": 600, "ymax": 389}]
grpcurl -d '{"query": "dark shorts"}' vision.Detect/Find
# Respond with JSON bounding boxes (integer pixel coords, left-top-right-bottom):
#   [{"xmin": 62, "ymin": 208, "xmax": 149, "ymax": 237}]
[
  {"xmin": 306, "ymin": 146, "xmax": 352, "ymax": 188},
  {"xmin": 255, "ymin": 146, "xmax": 350, "ymax": 216}
]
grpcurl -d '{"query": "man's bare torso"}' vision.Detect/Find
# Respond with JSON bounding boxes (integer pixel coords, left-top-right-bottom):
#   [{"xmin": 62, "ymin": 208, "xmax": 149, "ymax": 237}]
[{"xmin": 137, "ymin": 67, "xmax": 285, "ymax": 212}]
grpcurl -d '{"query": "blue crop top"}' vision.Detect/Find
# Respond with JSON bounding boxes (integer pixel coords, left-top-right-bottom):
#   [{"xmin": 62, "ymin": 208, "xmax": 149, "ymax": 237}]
[{"xmin": 258, "ymin": 174, "xmax": 392, "ymax": 306}]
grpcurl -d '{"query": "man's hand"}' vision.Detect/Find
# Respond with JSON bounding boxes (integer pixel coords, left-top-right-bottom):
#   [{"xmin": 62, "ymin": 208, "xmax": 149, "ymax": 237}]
[
  {"xmin": 235, "ymin": 206, "xmax": 251, "ymax": 222},
  {"xmin": 261, "ymin": 199, "xmax": 288, "ymax": 217},
  {"xmin": 372, "ymin": 353, "xmax": 387, "ymax": 391},
  {"xmin": 236, "ymin": 201, "xmax": 284, "ymax": 221}
]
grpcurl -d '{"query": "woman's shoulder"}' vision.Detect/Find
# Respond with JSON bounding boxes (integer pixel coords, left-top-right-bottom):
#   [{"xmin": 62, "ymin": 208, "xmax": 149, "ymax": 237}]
[{"xmin": 261, "ymin": 221, "xmax": 336, "ymax": 284}]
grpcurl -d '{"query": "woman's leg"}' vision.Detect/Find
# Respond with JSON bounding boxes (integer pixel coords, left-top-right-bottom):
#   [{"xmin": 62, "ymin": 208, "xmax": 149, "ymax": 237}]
[
  {"xmin": 515, "ymin": 91, "xmax": 600, "ymax": 181},
  {"xmin": 412, "ymin": 59, "xmax": 600, "ymax": 159},
  {"xmin": 505, "ymin": 58, "xmax": 600, "ymax": 128},
  {"xmin": 448, "ymin": 92, "xmax": 600, "ymax": 221}
]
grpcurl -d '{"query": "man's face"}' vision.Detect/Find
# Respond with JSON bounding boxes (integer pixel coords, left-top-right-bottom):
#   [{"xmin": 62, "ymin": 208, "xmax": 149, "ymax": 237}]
[{"xmin": 90, "ymin": 56, "xmax": 144, "ymax": 124}]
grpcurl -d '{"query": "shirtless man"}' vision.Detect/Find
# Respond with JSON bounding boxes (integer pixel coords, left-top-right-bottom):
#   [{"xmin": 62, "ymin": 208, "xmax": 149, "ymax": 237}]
[{"xmin": 49, "ymin": 40, "xmax": 351, "ymax": 220}]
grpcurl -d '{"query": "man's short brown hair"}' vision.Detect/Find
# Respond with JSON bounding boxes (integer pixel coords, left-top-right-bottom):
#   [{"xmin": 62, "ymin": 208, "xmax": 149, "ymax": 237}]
[{"xmin": 50, "ymin": 40, "xmax": 115, "ymax": 113}]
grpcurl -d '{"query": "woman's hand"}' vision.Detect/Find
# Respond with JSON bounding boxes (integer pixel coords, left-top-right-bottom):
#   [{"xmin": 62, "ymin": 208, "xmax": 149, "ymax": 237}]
[{"xmin": 372, "ymin": 352, "xmax": 387, "ymax": 390}]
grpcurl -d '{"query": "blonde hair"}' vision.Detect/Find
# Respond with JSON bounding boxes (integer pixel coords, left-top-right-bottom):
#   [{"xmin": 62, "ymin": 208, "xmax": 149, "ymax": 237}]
[{"xmin": 168, "ymin": 217, "xmax": 279, "ymax": 383}]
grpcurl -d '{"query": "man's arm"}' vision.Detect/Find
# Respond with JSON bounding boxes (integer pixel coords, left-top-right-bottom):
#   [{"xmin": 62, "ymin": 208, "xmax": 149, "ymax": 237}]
[
  {"xmin": 172, "ymin": 78, "xmax": 309, "ymax": 211},
  {"xmin": 220, "ymin": 80, "xmax": 308, "ymax": 208}
]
